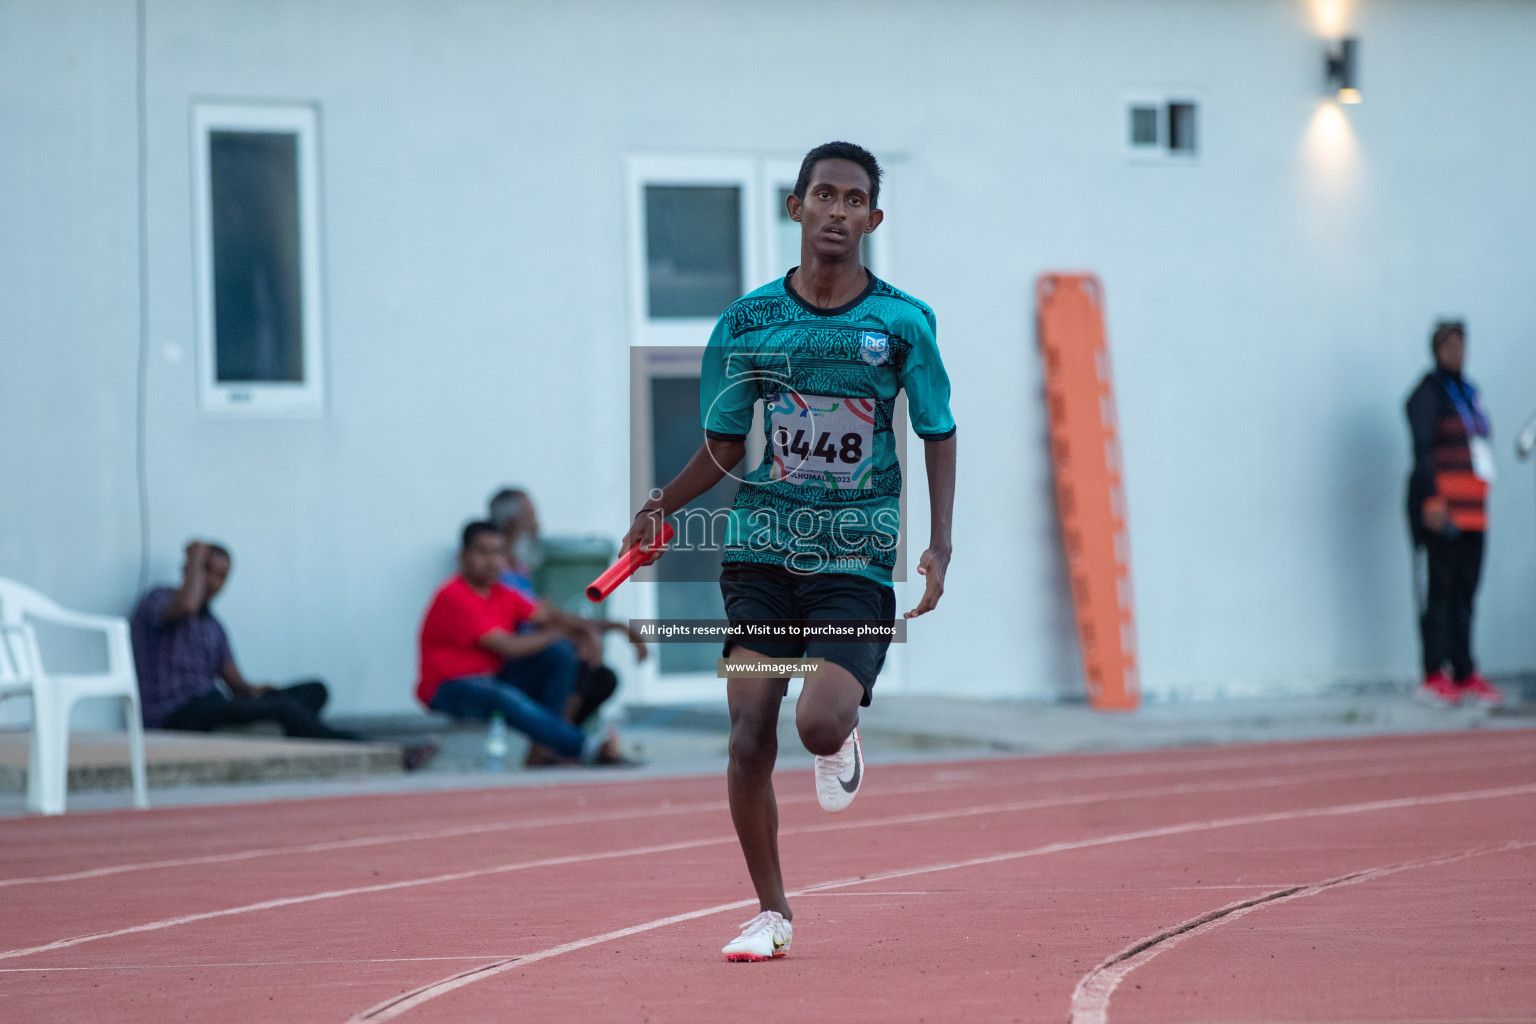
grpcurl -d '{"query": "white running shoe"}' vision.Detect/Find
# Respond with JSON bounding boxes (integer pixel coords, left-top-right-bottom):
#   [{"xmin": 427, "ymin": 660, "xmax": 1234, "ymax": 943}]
[
  {"xmin": 814, "ymin": 727, "xmax": 863, "ymax": 812},
  {"xmin": 722, "ymin": 910, "xmax": 792, "ymax": 962}
]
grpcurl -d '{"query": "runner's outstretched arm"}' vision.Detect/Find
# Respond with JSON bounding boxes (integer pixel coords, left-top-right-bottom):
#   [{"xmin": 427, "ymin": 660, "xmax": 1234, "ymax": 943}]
[
  {"xmin": 619, "ymin": 436, "xmax": 747, "ymax": 562},
  {"xmin": 905, "ymin": 432, "xmax": 955, "ymax": 618}
]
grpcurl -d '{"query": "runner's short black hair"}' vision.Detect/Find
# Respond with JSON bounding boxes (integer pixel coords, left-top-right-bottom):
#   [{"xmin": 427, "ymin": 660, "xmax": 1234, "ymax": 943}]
[
  {"xmin": 461, "ymin": 520, "xmax": 501, "ymax": 551},
  {"xmin": 793, "ymin": 141, "xmax": 882, "ymax": 209},
  {"xmin": 1431, "ymin": 320, "xmax": 1465, "ymax": 355}
]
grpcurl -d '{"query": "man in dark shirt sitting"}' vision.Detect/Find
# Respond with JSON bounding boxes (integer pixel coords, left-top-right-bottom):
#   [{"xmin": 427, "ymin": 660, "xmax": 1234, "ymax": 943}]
[{"xmin": 132, "ymin": 540, "xmax": 436, "ymax": 769}]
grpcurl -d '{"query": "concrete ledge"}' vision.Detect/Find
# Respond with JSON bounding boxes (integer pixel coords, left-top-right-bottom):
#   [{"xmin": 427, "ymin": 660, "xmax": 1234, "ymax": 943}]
[
  {"xmin": 0, "ymin": 729, "xmax": 403, "ymax": 793},
  {"xmin": 620, "ymin": 682, "xmax": 1534, "ymax": 761}
]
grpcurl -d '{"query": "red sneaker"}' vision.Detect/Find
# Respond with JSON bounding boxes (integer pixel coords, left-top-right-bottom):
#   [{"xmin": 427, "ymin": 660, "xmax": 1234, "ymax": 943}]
[
  {"xmin": 1458, "ymin": 673, "xmax": 1504, "ymax": 708},
  {"xmin": 1416, "ymin": 671, "xmax": 1460, "ymax": 706}
]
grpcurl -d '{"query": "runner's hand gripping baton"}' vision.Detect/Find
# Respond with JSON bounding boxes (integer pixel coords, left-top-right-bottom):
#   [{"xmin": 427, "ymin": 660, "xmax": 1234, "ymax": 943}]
[{"xmin": 586, "ymin": 522, "xmax": 675, "ymax": 603}]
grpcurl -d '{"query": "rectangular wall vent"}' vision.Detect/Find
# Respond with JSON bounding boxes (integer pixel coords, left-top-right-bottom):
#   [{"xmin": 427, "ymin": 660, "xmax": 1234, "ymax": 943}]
[{"xmin": 1124, "ymin": 95, "xmax": 1200, "ymax": 162}]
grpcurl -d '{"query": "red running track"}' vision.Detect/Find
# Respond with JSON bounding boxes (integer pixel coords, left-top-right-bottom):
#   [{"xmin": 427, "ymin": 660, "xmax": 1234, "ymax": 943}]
[{"xmin": 1, "ymin": 730, "xmax": 1533, "ymax": 1023}]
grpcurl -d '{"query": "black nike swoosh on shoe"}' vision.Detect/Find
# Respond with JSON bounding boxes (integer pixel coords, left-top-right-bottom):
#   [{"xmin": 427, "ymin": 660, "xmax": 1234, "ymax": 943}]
[{"xmin": 839, "ymin": 746, "xmax": 861, "ymax": 793}]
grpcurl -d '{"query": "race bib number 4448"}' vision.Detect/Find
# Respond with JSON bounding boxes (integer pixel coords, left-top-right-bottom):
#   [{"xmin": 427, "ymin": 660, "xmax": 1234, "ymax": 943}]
[{"xmin": 766, "ymin": 393, "xmax": 875, "ymax": 490}]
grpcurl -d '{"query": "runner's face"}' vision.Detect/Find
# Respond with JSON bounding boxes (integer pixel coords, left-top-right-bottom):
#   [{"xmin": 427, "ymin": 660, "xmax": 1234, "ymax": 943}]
[{"xmin": 789, "ymin": 159, "xmax": 883, "ymax": 263}]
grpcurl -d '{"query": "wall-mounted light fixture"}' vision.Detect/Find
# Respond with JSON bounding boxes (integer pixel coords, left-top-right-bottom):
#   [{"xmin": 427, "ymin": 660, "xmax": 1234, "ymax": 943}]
[{"xmin": 1325, "ymin": 37, "xmax": 1361, "ymax": 103}]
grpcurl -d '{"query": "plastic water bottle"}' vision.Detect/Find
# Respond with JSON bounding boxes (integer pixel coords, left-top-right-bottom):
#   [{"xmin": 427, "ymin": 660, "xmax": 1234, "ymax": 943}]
[{"xmin": 484, "ymin": 711, "xmax": 508, "ymax": 771}]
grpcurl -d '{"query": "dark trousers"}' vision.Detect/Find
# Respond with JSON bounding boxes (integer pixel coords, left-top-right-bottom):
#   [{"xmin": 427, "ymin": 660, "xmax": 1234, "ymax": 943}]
[
  {"xmin": 429, "ymin": 642, "xmax": 586, "ymax": 757},
  {"xmin": 1418, "ymin": 531, "xmax": 1485, "ymax": 680},
  {"xmin": 496, "ymin": 639, "xmax": 618, "ymax": 727},
  {"xmin": 571, "ymin": 664, "xmax": 618, "ymax": 727},
  {"xmin": 162, "ymin": 680, "xmax": 362, "ymax": 741}
]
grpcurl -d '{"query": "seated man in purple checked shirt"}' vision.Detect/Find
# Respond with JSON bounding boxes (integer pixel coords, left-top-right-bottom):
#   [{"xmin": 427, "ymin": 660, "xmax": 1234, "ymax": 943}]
[{"xmin": 131, "ymin": 540, "xmax": 436, "ymax": 770}]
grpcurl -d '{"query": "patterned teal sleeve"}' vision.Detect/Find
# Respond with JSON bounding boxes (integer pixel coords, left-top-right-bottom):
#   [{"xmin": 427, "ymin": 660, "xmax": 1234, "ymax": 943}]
[
  {"xmin": 700, "ymin": 316, "xmax": 754, "ymax": 440},
  {"xmin": 901, "ymin": 309, "xmax": 956, "ymax": 440}
]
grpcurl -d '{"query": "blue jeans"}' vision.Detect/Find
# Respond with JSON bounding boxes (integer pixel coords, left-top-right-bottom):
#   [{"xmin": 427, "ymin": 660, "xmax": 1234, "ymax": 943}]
[{"xmin": 429, "ymin": 641, "xmax": 587, "ymax": 758}]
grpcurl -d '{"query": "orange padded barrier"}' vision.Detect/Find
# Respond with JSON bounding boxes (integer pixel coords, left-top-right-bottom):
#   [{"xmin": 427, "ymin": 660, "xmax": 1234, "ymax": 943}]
[{"xmin": 1036, "ymin": 273, "xmax": 1139, "ymax": 711}]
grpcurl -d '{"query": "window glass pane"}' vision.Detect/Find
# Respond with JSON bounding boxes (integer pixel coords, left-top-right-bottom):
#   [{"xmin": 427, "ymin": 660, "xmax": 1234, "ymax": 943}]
[
  {"xmin": 775, "ymin": 187, "xmax": 801, "ymax": 275},
  {"xmin": 645, "ymin": 185, "xmax": 742, "ymax": 318},
  {"xmin": 1129, "ymin": 106, "xmax": 1159, "ymax": 147},
  {"xmin": 210, "ymin": 131, "xmax": 304, "ymax": 382},
  {"xmin": 649, "ymin": 375, "xmax": 740, "ymax": 673},
  {"xmin": 1167, "ymin": 102, "xmax": 1198, "ymax": 153},
  {"xmin": 776, "ymin": 185, "xmax": 872, "ymax": 275}
]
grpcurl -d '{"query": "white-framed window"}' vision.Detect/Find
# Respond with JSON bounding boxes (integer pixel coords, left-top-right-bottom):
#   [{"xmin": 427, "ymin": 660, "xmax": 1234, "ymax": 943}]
[
  {"xmin": 1124, "ymin": 94, "xmax": 1200, "ymax": 162},
  {"xmin": 191, "ymin": 103, "xmax": 326, "ymax": 415},
  {"xmin": 625, "ymin": 154, "xmax": 890, "ymax": 349},
  {"xmin": 625, "ymin": 156, "xmax": 762, "ymax": 349}
]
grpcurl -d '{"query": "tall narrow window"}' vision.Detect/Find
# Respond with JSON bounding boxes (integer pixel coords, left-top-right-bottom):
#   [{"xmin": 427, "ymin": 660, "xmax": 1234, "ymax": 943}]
[
  {"xmin": 192, "ymin": 105, "xmax": 325, "ymax": 414},
  {"xmin": 210, "ymin": 131, "xmax": 303, "ymax": 382}
]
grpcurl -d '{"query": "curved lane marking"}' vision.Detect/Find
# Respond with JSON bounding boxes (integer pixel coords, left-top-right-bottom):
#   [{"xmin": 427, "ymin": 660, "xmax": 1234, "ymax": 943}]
[
  {"xmin": 1068, "ymin": 839, "xmax": 1536, "ymax": 1024},
  {"xmin": 347, "ymin": 782, "xmax": 1536, "ymax": 1022},
  {"xmin": 0, "ymin": 763, "xmax": 1507, "ymax": 963}
]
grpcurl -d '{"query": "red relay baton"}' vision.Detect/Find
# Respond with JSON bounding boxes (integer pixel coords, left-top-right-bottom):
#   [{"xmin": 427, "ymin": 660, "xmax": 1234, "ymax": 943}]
[{"xmin": 586, "ymin": 522, "xmax": 675, "ymax": 603}]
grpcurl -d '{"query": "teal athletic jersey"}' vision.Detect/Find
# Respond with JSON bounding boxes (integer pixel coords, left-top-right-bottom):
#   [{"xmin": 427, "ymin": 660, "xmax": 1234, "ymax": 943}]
[{"xmin": 700, "ymin": 270, "xmax": 955, "ymax": 586}]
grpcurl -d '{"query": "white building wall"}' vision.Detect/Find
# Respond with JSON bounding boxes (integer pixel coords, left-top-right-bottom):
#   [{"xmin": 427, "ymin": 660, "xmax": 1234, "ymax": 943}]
[
  {"xmin": 2, "ymin": 0, "xmax": 1533, "ymax": 720},
  {"xmin": 0, "ymin": 0, "xmax": 141, "ymax": 609}
]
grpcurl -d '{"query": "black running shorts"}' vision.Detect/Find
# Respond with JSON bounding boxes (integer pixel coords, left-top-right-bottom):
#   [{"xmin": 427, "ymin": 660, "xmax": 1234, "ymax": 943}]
[{"xmin": 718, "ymin": 562, "xmax": 897, "ymax": 706}]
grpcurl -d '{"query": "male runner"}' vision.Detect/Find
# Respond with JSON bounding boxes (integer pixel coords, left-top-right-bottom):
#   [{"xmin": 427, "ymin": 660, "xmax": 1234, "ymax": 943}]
[{"xmin": 618, "ymin": 141, "xmax": 956, "ymax": 962}]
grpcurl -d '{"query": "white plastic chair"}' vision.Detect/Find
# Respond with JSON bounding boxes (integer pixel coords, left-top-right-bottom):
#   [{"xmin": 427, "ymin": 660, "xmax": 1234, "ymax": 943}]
[{"xmin": 0, "ymin": 577, "xmax": 149, "ymax": 815}]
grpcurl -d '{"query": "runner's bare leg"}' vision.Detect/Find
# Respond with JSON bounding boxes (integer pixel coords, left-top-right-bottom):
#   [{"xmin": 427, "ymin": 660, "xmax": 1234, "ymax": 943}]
[
  {"xmin": 726, "ymin": 658, "xmax": 791, "ymax": 919},
  {"xmin": 794, "ymin": 666, "xmax": 864, "ymax": 756}
]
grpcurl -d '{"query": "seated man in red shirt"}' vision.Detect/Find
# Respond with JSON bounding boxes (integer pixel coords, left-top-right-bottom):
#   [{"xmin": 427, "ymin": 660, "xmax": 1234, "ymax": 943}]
[{"xmin": 419, "ymin": 521, "xmax": 627, "ymax": 765}]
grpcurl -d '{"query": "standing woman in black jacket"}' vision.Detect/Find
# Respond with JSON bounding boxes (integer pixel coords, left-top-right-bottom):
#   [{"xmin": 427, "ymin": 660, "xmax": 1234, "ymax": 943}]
[{"xmin": 1405, "ymin": 321, "xmax": 1502, "ymax": 707}]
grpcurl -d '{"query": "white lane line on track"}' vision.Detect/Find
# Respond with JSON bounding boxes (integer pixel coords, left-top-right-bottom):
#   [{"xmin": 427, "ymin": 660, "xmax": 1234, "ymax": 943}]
[
  {"xmin": 0, "ymin": 801, "xmax": 725, "ymax": 889},
  {"xmin": 352, "ymin": 901, "xmax": 758, "ymax": 1022},
  {"xmin": 800, "ymin": 891, "xmax": 946, "ymax": 896},
  {"xmin": 1067, "ymin": 838, "xmax": 1536, "ymax": 1024},
  {"xmin": 6, "ymin": 739, "xmax": 1528, "ymax": 890},
  {"xmin": 9, "ymin": 733, "xmax": 1523, "ymax": 890},
  {"xmin": 345, "ymin": 782, "xmax": 1536, "ymax": 1022},
  {"xmin": 0, "ymin": 761, "xmax": 1505, "ymax": 964},
  {"xmin": 779, "ymin": 757, "xmax": 1528, "ymax": 839},
  {"xmin": 0, "ymin": 956, "xmax": 512, "ymax": 972}
]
